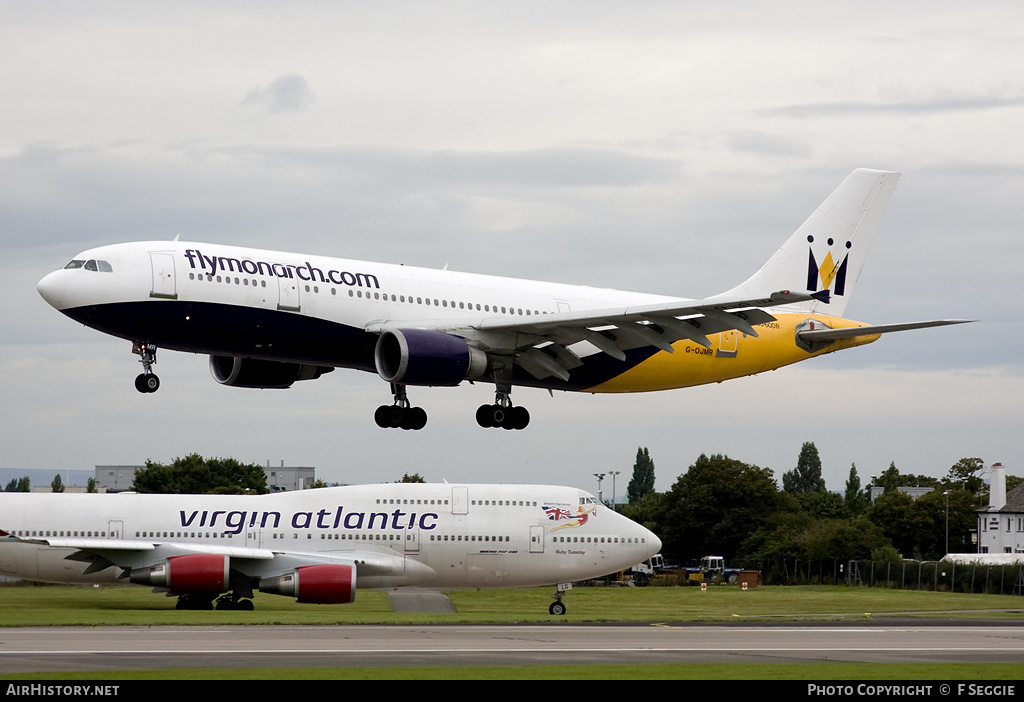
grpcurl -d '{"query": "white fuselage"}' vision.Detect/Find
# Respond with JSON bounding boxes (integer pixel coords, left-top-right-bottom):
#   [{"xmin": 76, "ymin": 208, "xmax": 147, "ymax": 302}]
[
  {"xmin": 0, "ymin": 484, "xmax": 661, "ymax": 591},
  {"xmin": 35, "ymin": 240, "xmax": 678, "ymax": 391}
]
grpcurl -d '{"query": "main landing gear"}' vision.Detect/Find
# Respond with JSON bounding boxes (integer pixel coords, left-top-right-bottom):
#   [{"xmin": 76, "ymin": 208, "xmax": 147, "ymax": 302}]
[
  {"xmin": 375, "ymin": 383, "xmax": 428, "ymax": 430},
  {"xmin": 132, "ymin": 341, "xmax": 160, "ymax": 393},
  {"xmin": 214, "ymin": 594, "xmax": 255, "ymax": 611},
  {"xmin": 174, "ymin": 593, "xmax": 214, "ymax": 610},
  {"xmin": 476, "ymin": 386, "xmax": 530, "ymax": 430},
  {"xmin": 174, "ymin": 593, "xmax": 255, "ymax": 611},
  {"xmin": 373, "ymin": 379, "xmax": 531, "ymax": 431}
]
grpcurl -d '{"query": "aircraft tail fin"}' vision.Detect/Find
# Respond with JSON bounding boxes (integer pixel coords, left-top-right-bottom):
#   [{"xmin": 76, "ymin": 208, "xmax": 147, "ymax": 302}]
[{"xmin": 722, "ymin": 169, "xmax": 900, "ymax": 317}]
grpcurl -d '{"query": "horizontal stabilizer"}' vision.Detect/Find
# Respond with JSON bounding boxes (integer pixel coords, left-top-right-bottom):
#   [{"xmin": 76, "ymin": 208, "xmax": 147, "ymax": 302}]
[{"xmin": 796, "ymin": 319, "xmax": 973, "ymax": 342}]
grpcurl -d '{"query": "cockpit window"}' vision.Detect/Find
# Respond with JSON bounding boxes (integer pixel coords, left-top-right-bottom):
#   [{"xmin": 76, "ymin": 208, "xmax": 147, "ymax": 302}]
[{"xmin": 65, "ymin": 259, "xmax": 113, "ymax": 272}]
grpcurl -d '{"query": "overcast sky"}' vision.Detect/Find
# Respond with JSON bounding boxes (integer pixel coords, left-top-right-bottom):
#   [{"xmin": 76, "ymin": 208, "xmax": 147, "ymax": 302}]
[{"xmin": 2, "ymin": 2, "xmax": 1021, "ymax": 497}]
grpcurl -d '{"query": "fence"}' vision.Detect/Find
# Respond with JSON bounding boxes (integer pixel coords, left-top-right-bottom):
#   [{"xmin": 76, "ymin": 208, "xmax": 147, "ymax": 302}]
[{"xmin": 748, "ymin": 557, "xmax": 1024, "ymax": 595}]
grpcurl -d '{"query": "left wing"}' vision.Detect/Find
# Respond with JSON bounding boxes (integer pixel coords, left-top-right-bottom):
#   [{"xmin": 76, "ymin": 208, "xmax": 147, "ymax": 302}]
[{"xmin": 3, "ymin": 531, "xmax": 401, "ymax": 585}]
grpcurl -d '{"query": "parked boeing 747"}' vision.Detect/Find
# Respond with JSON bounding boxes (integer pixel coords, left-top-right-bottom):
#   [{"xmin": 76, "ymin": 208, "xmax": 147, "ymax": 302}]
[
  {"xmin": 0, "ymin": 483, "xmax": 658, "ymax": 614},
  {"xmin": 36, "ymin": 169, "xmax": 969, "ymax": 429}
]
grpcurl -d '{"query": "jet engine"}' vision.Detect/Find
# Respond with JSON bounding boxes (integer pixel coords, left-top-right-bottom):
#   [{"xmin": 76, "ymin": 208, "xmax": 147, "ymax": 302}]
[
  {"xmin": 374, "ymin": 329, "xmax": 488, "ymax": 386},
  {"xmin": 209, "ymin": 355, "xmax": 333, "ymax": 389},
  {"xmin": 128, "ymin": 554, "xmax": 229, "ymax": 593},
  {"xmin": 259, "ymin": 564, "xmax": 356, "ymax": 604}
]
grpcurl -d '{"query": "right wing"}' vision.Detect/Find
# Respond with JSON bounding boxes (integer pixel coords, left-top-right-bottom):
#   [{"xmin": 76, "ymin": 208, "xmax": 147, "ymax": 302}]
[{"xmin": 370, "ymin": 289, "xmax": 826, "ymax": 381}]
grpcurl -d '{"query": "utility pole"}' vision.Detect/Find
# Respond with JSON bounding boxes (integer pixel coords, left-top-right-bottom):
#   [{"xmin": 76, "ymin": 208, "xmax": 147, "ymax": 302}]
[{"xmin": 608, "ymin": 470, "xmax": 621, "ymax": 511}]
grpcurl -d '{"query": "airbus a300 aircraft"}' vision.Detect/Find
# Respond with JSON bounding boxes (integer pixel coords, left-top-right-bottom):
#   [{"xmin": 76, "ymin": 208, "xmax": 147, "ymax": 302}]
[
  {"xmin": 0, "ymin": 483, "xmax": 658, "ymax": 614},
  {"xmin": 37, "ymin": 169, "xmax": 968, "ymax": 430}
]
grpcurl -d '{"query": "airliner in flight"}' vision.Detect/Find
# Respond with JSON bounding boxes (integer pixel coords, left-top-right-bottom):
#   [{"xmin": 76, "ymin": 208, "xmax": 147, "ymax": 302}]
[
  {"xmin": 36, "ymin": 169, "xmax": 968, "ymax": 429},
  {"xmin": 0, "ymin": 482, "xmax": 657, "ymax": 614}
]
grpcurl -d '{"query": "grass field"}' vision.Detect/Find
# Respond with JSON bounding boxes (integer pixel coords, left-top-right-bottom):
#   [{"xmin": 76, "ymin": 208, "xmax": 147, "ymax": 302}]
[
  {"xmin": 2, "ymin": 581, "xmax": 1023, "ymax": 626},
  {"xmin": 2, "ymin": 583, "xmax": 1023, "ymax": 680}
]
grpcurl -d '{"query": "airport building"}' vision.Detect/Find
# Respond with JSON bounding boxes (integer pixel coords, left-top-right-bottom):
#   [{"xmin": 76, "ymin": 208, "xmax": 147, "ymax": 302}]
[
  {"xmin": 93, "ymin": 461, "xmax": 316, "ymax": 492},
  {"xmin": 263, "ymin": 461, "xmax": 316, "ymax": 492}
]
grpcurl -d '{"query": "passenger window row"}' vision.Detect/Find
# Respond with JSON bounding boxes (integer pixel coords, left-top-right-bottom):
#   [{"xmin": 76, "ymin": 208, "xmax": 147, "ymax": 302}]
[{"xmin": 187, "ymin": 270, "xmax": 551, "ymax": 316}]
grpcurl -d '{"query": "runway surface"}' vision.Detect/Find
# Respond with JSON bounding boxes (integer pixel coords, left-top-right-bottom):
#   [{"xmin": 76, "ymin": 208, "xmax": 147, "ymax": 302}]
[{"xmin": 2, "ymin": 622, "xmax": 1023, "ymax": 673}]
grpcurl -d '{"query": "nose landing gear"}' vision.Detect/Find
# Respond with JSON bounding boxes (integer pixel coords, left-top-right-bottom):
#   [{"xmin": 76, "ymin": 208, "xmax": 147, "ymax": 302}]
[
  {"xmin": 132, "ymin": 341, "xmax": 160, "ymax": 393},
  {"xmin": 549, "ymin": 583, "xmax": 570, "ymax": 615}
]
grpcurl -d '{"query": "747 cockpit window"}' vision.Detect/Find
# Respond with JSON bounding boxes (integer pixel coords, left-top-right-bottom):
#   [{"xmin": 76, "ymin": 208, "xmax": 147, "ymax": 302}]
[{"xmin": 65, "ymin": 259, "xmax": 113, "ymax": 272}]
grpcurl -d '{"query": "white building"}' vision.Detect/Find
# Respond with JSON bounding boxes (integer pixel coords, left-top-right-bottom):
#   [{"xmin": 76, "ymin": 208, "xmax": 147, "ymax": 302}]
[{"xmin": 976, "ymin": 463, "xmax": 1024, "ymax": 554}]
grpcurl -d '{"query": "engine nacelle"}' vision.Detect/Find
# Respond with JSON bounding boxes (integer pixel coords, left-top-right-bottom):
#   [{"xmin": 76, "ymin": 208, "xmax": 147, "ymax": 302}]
[
  {"xmin": 128, "ymin": 554, "xmax": 229, "ymax": 594},
  {"xmin": 210, "ymin": 355, "xmax": 333, "ymax": 389},
  {"xmin": 259, "ymin": 564, "xmax": 356, "ymax": 604},
  {"xmin": 374, "ymin": 329, "xmax": 488, "ymax": 386}
]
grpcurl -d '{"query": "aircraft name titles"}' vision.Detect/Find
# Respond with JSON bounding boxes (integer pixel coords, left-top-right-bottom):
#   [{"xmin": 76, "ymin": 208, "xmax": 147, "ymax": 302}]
[
  {"xmin": 183, "ymin": 248, "xmax": 380, "ymax": 288},
  {"xmin": 179, "ymin": 506, "xmax": 438, "ymax": 535}
]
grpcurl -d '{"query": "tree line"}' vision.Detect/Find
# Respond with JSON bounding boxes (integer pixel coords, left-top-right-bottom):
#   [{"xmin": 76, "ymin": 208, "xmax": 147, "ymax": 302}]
[
  {"xmin": 3, "ymin": 475, "xmax": 97, "ymax": 493},
  {"xmin": 620, "ymin": 444, "xmax": 1017, "ymax": 566}
]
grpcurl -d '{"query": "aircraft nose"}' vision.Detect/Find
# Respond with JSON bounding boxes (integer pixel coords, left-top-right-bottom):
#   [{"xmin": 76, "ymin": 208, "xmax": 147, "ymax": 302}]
[
  {"xmin": 648, "ymin": 530, "xmax": 663, "ymax": 555},
  {"xmin": 37, "ymin": 270, "xmax": 67, "ymax": 309}
]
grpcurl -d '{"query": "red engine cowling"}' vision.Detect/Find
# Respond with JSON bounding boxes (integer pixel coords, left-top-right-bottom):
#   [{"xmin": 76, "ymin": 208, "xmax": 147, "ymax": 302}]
[
  {"xmin": 259, "ymin": 564, "xmax": 356, "ymax": 604},
  {"xmin": 129, "ymin": 554, "xmax": 230, "ymax": 593}
]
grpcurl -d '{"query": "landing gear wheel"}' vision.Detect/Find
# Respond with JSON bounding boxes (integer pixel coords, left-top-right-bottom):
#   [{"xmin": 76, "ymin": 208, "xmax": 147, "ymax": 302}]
[
  {"xmin": 510, "ymin": 405, "xmax": 530, "ymax": 430},
  {"xmin": 135, "ymin": 373, "xmax": 160, "ymax": 393},
  {"xmin": 374, "ymin": 384, "xmax": 427, "ymax": 429},
  {"xmin": 476, "ymin": 404, "xmax": 495, "ymax": 428},
  {"xmin": 375, "ymin": 404, "xmax": 400, "ymax": 428},
  {"xmin": 215, "ymin": 595, "xmax": 255, "ymax": 611},
  {"xmin": 401, "ymin": 406, "xmax": 428, "ymax": 430},
  {"xmin": 549, "ymin": 601, "xmax": 567, "ymax": 616},
  {"xmin": 175, "ymin": 593, "xmax": 215, "ymax": 610},
  {"xmin": 476, "ymin": 403, "xmax": 529, "ymax": 430}
]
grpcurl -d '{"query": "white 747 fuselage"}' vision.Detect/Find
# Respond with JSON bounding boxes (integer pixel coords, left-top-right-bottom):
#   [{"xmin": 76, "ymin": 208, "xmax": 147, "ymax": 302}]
[{"xmin": 0, "ymin": 483, "xmax": 660, "ymax": 611}]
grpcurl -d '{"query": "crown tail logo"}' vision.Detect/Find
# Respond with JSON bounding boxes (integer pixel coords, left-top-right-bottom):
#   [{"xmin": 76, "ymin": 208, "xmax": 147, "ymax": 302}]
[{"xmin": 806, "ymin": 236, "xmax": 850, "ymax": 297}]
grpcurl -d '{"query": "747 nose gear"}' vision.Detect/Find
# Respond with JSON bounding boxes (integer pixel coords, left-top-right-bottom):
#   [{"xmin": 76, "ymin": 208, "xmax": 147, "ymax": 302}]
[{"xmin": 549, "ymin": 583, "xmax": 570, "ymax": 615}]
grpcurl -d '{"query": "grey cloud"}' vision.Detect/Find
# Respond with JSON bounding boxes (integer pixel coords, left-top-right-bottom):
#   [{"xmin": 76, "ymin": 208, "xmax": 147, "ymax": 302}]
[
  {"xmin": 763, "ymin": 93, "xmax": 1024, "ymax": 118},
  {"xmin": 241, "ymin": 73, "xmax": 314, "ymax": 113}
]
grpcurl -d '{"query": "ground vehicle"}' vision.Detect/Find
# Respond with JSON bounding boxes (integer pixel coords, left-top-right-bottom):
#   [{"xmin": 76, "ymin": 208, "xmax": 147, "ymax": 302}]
[
  {"xmin": 625, "ymin": 554, "xmax": 664, "ymax": 585},
  {"xmin": 682, "ymin": 556, "xmax": 742, "ymax": 585}
]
